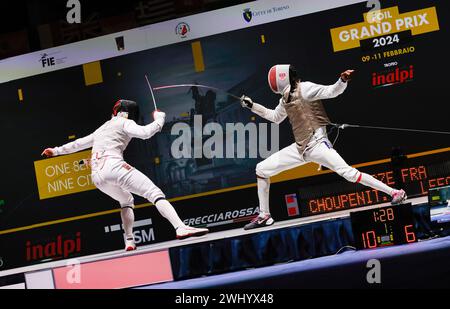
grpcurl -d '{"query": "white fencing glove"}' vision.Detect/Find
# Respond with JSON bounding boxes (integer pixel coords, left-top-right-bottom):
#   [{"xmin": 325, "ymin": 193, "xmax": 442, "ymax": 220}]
[
  {"xmin": 152, "ymin": 110, "xmax": 166, "ymax": 129},
  {"xmin": 240, "ymin": 95, "xmax": 253, "ymax": 109}
]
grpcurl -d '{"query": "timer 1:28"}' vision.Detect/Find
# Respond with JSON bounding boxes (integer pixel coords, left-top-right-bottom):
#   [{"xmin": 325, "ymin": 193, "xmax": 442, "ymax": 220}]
[{"xmin": 373, "ymin": 207, "xmax": 394, "ymax": 223}]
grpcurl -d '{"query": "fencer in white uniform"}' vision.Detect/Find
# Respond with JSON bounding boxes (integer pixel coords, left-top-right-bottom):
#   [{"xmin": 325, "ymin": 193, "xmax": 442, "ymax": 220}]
[
  {"xmin": 240, "ymin": 65, "xmax": 407, "ymax": 230},
  {"xmin": 42, "ymin": 100, "xmax": 208, "ymax": 250}
]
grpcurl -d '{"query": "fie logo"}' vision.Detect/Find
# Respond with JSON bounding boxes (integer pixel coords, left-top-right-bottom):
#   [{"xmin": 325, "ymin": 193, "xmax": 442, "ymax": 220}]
[
  {"xmin": 66, "ymin": 0, "xmax": 81, "ymax": 24},
  {"xmin": 39, "ymin": 53, "xmax": 55, "ymax": 68}
]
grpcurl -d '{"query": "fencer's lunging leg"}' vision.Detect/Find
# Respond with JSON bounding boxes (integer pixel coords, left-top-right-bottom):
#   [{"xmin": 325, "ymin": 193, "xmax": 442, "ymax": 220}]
[
  {"xmin": 153, "ymin": 198, "xmax": 209, "ymax": 239},
  {"xmin": 118, "ymin": 167, "xmax": 186, "ymax": 229},
  {"xmin": 245, "ymin": 143, "xmax": 306, "ymax": 230},
  {"xmin": 244, "ymin": 175, "xmax": 274, "ymax": 230},
  {"xmin": 357, "ymin": 173, "xmax": 392, "ymax": 195},
  {"xmin": 92, "ymin": 180, "xmax": 138, "ymax": 250},
  {"xmin": 308, "ymin": 142, "xmax": 393, "ymax": 194},
  {"xmin": 254, "ymin": 143, "xmax": 306, "ymax": 216},
  {"xmin": 121, "ymin": 207, "xmax": 135, "ymax": 240},
  {"xmin": 307, "ymin": 142, "xmax": 406, "ymax": 204},
  {"xmin": 154, "ymin": 198, "xmax": 184, "ymax": 229},
  {"xmin": 257, "ymin": 176, "xmax": 270, "ymax": 215},
  {"xmin": 119, "ymin": 167, "xmax": 209, "ymax": 238}
]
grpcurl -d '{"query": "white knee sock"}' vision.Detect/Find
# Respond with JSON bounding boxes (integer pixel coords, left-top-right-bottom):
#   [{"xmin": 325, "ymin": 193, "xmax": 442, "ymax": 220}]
[
  {"xmin": 358, "ymin": 172, "xmax": 394, "ymax": 196},
  {"xmin": 155, "ymin": 199, "xmax": 185, "ymax": 229},
  {"xmin": 257, "ymin": 177, "xmax": 271, "ymax": 215},
  {"xmin": 121, "ymin": 207, "xmax": 135, "ymax": 240}
]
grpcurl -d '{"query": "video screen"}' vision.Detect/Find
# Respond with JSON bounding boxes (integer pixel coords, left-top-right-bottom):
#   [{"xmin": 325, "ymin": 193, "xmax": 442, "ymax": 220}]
[{"xmin": 429, "ymin": 185, "xmax": 450, "ymax": 224}]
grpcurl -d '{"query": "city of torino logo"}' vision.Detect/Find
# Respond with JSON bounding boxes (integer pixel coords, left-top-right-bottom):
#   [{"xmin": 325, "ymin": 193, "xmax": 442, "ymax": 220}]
[
  {"xmin": 329, "ymin": 6, "xmax": 440, "ymax": 52},
  {"xmin": 243, "ymin": 8, "xmax": 252, "ymax": 23}
]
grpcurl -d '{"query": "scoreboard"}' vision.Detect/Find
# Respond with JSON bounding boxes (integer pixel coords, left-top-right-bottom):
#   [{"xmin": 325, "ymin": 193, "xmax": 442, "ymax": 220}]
[{"xmin": 350, "ymin": 203, "xmax": 417, "ymax": 249}]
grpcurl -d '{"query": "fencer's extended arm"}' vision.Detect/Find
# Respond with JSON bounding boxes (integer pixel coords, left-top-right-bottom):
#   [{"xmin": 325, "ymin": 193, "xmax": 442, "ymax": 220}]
[
  {"xmin": 123, "ymin": 117, "xmax": 165, "ymax": 140},
  {"xmin": 251, "ymin": 102, "xmax": 287, "ymax": 124},
  {"xmin": 301, "ymin": 79, "xmax": 347, "ymax": 101},
  {"xmin": 53, "ymin": 134, "xmax": 94, "ymax": 156}
]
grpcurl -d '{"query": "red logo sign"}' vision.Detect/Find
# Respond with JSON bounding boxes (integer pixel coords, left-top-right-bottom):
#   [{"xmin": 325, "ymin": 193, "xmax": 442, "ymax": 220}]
[
  {"xmin": 26, "ymin": 232, "xmax": 82, "ymax": 262},
  {"xmin": 372, "ymin": 65, "xmax": 414, "ymax": 88}
]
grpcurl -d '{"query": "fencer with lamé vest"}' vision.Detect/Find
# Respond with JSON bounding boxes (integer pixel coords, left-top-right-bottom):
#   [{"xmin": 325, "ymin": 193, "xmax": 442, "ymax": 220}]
[{"xmin": 240, "ymin": 65, "xmax": 407, "ymax": 230}]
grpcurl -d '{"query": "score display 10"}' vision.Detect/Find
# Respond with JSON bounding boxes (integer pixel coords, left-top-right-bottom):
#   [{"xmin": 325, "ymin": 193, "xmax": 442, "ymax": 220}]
[{"xmin": 351, "ymin": 204, "xmax": 417, "ymax": 250}]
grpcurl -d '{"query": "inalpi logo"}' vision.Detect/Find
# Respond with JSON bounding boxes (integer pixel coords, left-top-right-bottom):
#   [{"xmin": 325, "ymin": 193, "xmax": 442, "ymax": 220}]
[
  {"xmin": 26, "ymin": 232, "xmax": 82, "ymax": 262},
  {"xmin": 372, "ymin": 65, "xmax": 414, "ymax": 88}
]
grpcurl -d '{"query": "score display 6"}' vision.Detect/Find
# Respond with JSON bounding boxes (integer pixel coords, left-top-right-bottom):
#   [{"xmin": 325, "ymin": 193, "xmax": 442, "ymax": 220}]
[
  {"xmin": 350, "ymin": 203, "xmax": 417, "ymax": 250},
  {"xmin": 360, "ymin": 224, "xmax": 416, "ymax": 249}
]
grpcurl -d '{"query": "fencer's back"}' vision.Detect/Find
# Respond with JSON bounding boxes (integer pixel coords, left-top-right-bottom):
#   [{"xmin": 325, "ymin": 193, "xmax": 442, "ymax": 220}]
[{"xmin": 91, "ymin": 116, "xmax": 131, "ymax": 156}]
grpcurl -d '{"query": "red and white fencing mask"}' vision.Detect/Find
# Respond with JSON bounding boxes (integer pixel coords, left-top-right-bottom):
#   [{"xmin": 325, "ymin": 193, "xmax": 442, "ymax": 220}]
[{"xmin": 267, "ymin": 64, "xmax": 299, "ymax": 94}]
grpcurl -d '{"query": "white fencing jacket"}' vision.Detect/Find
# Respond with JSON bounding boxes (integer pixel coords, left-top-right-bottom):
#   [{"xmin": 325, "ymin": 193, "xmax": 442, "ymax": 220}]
[{"xmin": 53, "ymin": 116, "xmax": 165, "ymax": 158}]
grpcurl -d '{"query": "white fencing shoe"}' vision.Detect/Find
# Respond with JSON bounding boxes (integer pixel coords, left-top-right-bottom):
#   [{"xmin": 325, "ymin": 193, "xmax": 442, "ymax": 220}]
[
  {"xmin": 124, "ymin": 238, "xmax": 137, "ymax": 251},
  {"xmin": 391, "ymin": 189, "xmax": 407, "ymax": 205},
  {"xmin": 176, "ymin": 226, "xmax": 209, "ymax": 240}
]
